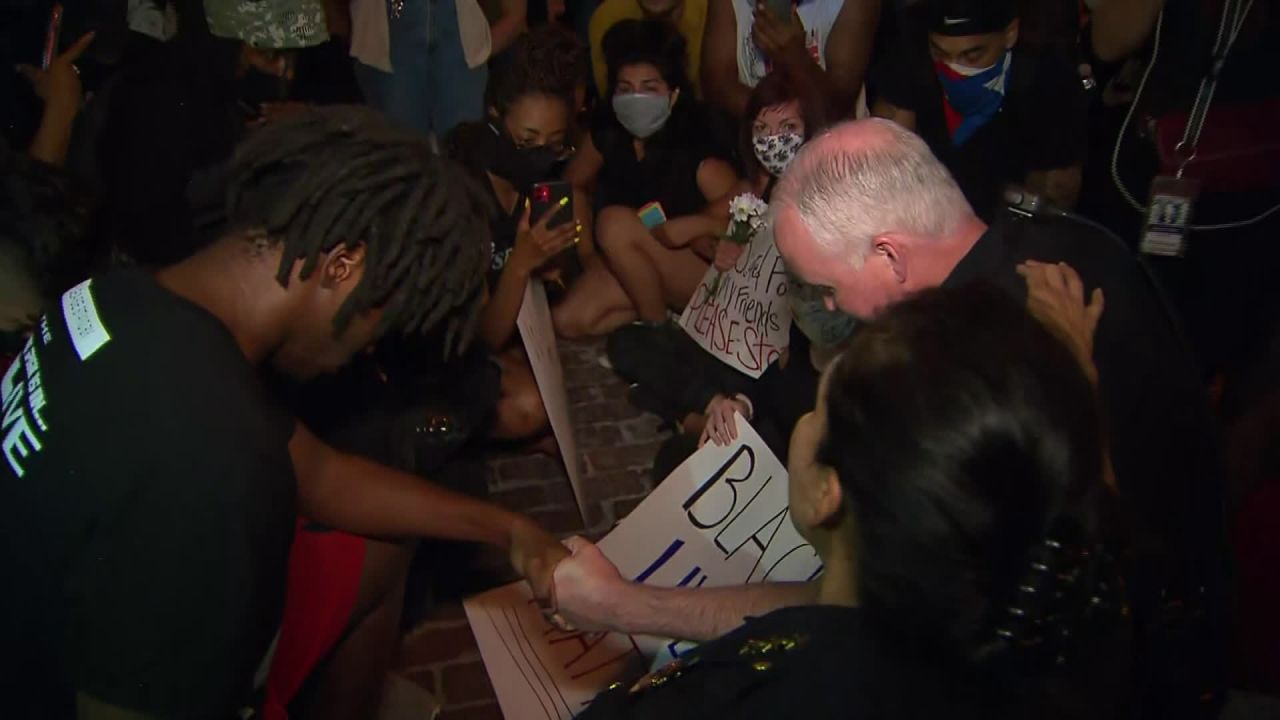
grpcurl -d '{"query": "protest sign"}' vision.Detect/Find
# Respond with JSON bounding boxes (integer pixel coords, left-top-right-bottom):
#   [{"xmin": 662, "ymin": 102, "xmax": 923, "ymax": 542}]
[
  {"xmin": 679, "ymin": 223, "xmax": 792, "ymax": 379},
  {"xmin": 517, "ymin": 279, "xmax": 585, "ymax": 519},
  {"xmin": 464, "ymin": 416, "xmax": 823, "ymax": 719}
]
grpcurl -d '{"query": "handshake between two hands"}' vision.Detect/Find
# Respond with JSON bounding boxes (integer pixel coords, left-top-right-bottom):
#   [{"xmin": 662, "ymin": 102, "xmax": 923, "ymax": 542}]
[{"xmin": 509, "ymin": 521, "xmax": 626, "ymax": 634}]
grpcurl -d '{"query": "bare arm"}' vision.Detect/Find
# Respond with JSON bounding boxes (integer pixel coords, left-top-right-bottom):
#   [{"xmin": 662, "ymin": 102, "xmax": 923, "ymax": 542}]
[
  {"xmin": 564, "ymin": 132, "xmax": 605, "ymax": 258},
  {"xmin": 811, "ymin": 0, "xmax": 880, "ymax": 118},
  {"xmin": 478, "ymin": 269, "xmax": 528, "ymax": 350},
  {"xmin": 490, "ymin": 0, "xmax": 528, "ymax": 56},
  {"xmin": 1090, "ymin": 0, "xmax": 1166, "ymax": 63},
  {"xmin": 290, "ymin": 423, "xmax": 524, "ymax": 543},
  {"xmin": 588, "ymin": 580, "xmax": 820, "ymax": 641},
  {"xmin": 19, "ymin": 32, "xmax": 95, "ymax": 167},
  {"xmin": 652, "ymin": 158, "xmax": 741, "ymax": 248},
  {"xmin": 553, "ymin": 537, "xmax": 819, "ymax": 640},
  {"xmin": 1026, "ymin": 166, "xmax": 1083, "ymax": 211},
  {"xmin": 871, "ymin": 96, "xmax": 917, "ymax": 131},
  {"xmin": 288, "ymin": 423, "xmax": 568, "ymax": 598},
  {"xmin": 702, "ymin": 0, "xmax": 753, "ymax": 119},
  {"xmin": 479, "ymin": 205, "xmax": 577, "ymax": 348}
]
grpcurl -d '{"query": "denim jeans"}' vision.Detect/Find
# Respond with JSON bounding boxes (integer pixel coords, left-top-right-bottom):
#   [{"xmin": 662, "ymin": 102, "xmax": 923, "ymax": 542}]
[{"xmin": 354, "ymin": 0, "xmax": 487, "ymax": 139}]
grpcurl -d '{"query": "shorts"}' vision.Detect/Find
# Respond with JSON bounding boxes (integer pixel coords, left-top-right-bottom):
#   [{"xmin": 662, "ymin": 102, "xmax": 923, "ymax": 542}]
[{"xmin": 262, "ymin": 519, "xmax": 367, "ymax": 720}]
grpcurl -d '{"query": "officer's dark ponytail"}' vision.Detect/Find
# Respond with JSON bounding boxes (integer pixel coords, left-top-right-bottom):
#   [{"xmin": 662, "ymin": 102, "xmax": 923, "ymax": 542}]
[{"xmin": 816, "ymin": 284, "xmax": 1129, "ymax": 718}]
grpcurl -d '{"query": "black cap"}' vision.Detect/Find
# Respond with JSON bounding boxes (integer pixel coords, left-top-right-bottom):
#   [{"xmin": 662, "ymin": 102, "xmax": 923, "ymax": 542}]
[{"xmin": 926, "ymin": 0, "xmax": 1016, "ymax": 36}]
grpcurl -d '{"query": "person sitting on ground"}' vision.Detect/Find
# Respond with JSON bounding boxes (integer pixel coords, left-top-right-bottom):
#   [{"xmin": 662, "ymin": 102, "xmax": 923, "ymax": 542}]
[
  {"xmin": 871, "ymin": 0, "xmax": 1087, "ymax": 219},
  {"xmin": 0, "ymin": 107, "xmax": 567, "ymax": 719},
  {"xmin": 589, "ymin": 0, "xmax": 708, "ymax": 98},
  {"xmin": 554, "ymin": 19, "xmax": 740, "ymax": 338},
  {"xmin": 563, "ymin": 283, "xmax": 1130, "ymax": 720},
  {"xmin": 701, "ymin": 0, "xmax": 880, "ymax": 120},
  {"xmin": 603, "ymin": 69, "xmax": 834, "ymax": 472},
  {"xmin": 446, "ymin": 27, "xmax": 584, "ymax": 442}
]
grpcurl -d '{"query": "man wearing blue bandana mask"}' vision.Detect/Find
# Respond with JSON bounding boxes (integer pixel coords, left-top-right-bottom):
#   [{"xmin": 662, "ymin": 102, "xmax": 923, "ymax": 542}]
[{"xmin": 869, "ymin": 0, "xmax": 1086, "ymax": 221}]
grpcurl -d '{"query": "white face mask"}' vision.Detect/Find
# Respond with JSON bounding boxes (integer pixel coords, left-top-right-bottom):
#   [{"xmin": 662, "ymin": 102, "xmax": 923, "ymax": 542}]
[
  {"xmin": 752, "ymin": 132, "xmax": 804, "ymax": 177},
  {"xmin": 612, "ymin": 93, "xmax": 673, "ymax": 139}
]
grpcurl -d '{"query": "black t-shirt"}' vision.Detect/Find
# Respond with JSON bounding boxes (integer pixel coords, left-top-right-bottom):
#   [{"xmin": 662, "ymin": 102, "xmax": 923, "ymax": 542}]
[
  {"xmin": 445, "ymin": 122, "xmax": 522, "ymax": 289},
  {"xmin": 871, "ymin": 46, "xmax": 1088, "ymax": 221},
  {"xmin": 591, "ymin": 99, "xmax": 735, "ymax": 218},
  {"xmin": 943, "ymin": 213, "xmax": 1215, "ymax": 575},
  {"xmin": 580, "ymin": 605, "xmax": 974, "ymax": 719},
  {"xmin": 1, "ymin": 269, "xmax": 296, "ymax": 718}
]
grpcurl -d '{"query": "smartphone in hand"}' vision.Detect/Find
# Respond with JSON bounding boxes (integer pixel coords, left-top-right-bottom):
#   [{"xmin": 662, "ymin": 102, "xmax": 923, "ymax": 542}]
[
  {"xmin": 530, "ymin": 181, "xmax": 574, "ymax": 230},
  {"xmin": 42, "ymin": 4, "xmax": 64, "ymax": 69},
  {"xmin": 637, "ymin": 201, "xmax": 667, "ymax": 229}
]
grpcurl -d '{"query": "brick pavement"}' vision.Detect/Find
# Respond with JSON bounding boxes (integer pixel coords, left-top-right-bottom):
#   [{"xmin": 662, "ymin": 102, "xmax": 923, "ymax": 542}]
[{"xmin": 394, "ymin": 338, "xmax": 670, "ymax": 718}]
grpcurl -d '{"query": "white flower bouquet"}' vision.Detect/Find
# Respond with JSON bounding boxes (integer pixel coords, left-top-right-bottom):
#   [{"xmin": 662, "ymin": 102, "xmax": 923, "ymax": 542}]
[{"xmin": 706, "ymin": 193, "xmax": 768, "ymax": 300}]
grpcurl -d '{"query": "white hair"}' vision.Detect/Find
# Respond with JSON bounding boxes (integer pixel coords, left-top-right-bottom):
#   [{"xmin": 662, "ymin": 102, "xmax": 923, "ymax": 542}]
[{"xmin": 772, "ymin": 119, "xmax": 974, "ymax": 268}]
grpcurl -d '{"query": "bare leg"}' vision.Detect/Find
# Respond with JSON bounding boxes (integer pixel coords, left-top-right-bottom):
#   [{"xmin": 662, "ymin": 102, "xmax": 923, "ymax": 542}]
[
  {"xmin": 298, "ymin": 539, "xmax": 415, "ymax": 720},
  {"xmin": 553, "ymin": 254, "xmax": 637, "ymax": 338},
  {"xmin": 491, "ymin": 347, "xmax": 550, "ymax": 440},
  {"xmin": 596, "ymin": 206, "xmax": 670, "ymax": 322},
  {"xmin": 596, "ymin": 207, "xmax": 711, "ymax": 320}
]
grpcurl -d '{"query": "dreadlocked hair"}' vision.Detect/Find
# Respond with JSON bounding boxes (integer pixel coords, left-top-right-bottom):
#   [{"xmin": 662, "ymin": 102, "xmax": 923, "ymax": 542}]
[
  {"xmin": 225, "ymin": 105, "xmax": 492, "ymax": 356},
  {"xmin": 487, "ymin": 24, "xmax": 586, "ymax": 114}
]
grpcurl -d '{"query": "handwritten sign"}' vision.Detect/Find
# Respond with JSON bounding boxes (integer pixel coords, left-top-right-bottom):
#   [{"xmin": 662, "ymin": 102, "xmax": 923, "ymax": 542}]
[
  {"xmin": 679, "ymin": 224, "xmax": 791, "ymax": 379},
  {"xmin": 517, "ymin": 280, "xmax": 585, "ymax": 520},
  {"xmin": 464, "ymin": 416, "xmax": 822, "ymax": 719}
]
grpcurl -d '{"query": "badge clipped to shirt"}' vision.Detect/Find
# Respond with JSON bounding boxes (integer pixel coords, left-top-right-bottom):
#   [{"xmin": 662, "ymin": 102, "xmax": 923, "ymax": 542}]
[{"xmin": 1140, "ymin": 175, "xmax": 1200, "ymax": 258}]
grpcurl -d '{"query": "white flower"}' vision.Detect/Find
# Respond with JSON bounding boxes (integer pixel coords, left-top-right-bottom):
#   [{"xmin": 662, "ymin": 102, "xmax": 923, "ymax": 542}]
[{"xmin": 729, "ymin": 193, "xmax": 766, "ymax": 225}]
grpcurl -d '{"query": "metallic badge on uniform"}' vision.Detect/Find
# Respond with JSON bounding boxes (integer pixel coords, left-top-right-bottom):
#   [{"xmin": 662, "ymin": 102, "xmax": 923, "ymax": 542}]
[
  {"xmin": 1140, "ymin": 175, "xmax": 1199, "ymax": 258},
  {"xmin": 628, "ymin": 657, "xmax": 690, "ymax": 695}
]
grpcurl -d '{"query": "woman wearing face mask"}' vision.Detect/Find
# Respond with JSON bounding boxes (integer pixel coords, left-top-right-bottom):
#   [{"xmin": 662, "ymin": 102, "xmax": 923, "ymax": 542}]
[
  {"xmin": 600, "ymin": 71, "xmax": 836, "ymax": 481},
  {"xmin": 445, "ymin": 28, "xmax": 586, "ymax": 442},
  {"xmin": 560, "ymin": 284, "xmax": 1131, "ymax": 720},
  {"xmin": 552, "ymin": 19, "xmax": 741, "ymax": 339}
]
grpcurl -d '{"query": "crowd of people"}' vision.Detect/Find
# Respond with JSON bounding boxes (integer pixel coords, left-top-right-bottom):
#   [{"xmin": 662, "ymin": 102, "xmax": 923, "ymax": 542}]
[{"xmin": 1, "ymin": 0, "xmax": 1277, "ymax": 717}]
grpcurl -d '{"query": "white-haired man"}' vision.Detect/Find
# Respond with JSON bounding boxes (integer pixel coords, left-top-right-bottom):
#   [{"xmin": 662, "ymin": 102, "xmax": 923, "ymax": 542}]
[{"xmin": 553, "ymin": 119, "xmax": 1220, "ymax": 714}]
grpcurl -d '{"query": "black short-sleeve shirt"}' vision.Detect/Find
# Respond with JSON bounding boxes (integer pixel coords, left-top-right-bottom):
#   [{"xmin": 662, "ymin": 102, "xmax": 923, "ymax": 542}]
[
  {"xmin": 943, "ymin": 213, "xmax": 1215, "ymax": 568},
  {"xmin": 591, "ymin": 99, "xmax": 735, "ymax": 218},
  {"xmin": 445, "ymin": 122, "xmax": 521, "ymax": 290},
  {"xmin": 871, "ymin": 45, "xmax": 1088, "ymax": 220},
  {"xmin": 1, "ymin": 269, "xmax": 296, "ymax": 718}
]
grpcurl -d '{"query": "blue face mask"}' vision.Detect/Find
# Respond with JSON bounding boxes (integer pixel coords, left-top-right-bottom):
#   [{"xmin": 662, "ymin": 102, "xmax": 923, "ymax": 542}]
[{"xmin": 934, "ymin": 50, "xmax": 1012, "ymax": 146}]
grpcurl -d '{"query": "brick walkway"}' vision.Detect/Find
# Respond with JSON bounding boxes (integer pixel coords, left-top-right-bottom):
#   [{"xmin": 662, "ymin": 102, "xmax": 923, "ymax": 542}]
[{"xmin": 394, "ymin": 338, "xmax": 670, "ymax": 719}]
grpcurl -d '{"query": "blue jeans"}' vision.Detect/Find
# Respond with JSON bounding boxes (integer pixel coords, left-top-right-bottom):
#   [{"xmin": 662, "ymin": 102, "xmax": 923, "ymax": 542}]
[{"xmin": 354, "ymin": 0, "xmax": 488, "ymax": 138}]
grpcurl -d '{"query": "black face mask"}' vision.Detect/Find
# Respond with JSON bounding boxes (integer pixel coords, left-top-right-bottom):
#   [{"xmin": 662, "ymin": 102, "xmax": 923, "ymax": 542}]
[{"xmin": 489, "ymin": 124, "xmax": 561, "ymax": 193}]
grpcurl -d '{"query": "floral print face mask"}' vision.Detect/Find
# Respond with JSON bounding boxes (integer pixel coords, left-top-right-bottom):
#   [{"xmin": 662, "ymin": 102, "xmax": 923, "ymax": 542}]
[{"xmin": 752, "ymin": 132, "xmax": 804, "ymax": 178}]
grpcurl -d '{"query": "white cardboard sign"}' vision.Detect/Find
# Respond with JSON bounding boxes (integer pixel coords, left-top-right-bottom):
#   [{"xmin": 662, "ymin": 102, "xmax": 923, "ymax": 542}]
[
  {"xmin": 517, "ymin": 280, "xmax": 585, "ymax": 519},
  {"xmin": 678, "ymin": 225, "xmax": 792, "ymax": 379},
  {"xmin": 464, "ymin": 416, "xmax": 822, "ymax": 719}
]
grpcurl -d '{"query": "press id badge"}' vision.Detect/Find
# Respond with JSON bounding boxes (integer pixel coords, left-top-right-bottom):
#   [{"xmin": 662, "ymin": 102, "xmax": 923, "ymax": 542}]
[{"xmin": 1140, "ymin": 176, "xmax": 1200, "ymax": 258}]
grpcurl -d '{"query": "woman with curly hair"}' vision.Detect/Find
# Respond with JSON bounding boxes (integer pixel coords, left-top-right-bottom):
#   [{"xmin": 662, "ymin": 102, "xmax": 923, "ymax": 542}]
[{"xmin": 444, "ymin": 25, "xmax": 588, "ymax": 442}]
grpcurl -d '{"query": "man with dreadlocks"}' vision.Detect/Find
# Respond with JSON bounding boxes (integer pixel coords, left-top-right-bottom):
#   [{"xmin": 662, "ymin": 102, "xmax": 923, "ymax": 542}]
[{"xmin": 0, "ymin": 106, "xmax": 568, "ymax": 719}]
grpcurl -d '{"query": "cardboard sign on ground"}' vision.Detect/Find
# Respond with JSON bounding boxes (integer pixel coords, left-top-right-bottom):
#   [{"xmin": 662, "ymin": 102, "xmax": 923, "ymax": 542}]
[
  {"xmin": 464, "ymin": 416, "xmax": 823, "ymax": 719},
  {"xmin": 517, "ymin": 280, "xmax": 585, "ymax": 519},
  {"xmin": 679, "ymin": 225, "xmax": 792, "ymax": 379}
]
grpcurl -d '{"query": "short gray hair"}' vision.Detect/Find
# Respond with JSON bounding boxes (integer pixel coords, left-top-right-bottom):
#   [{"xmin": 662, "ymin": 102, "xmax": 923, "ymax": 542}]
[{"xmin": 772, "ymin": 119, "xmax": 973, "ymax": 267}]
